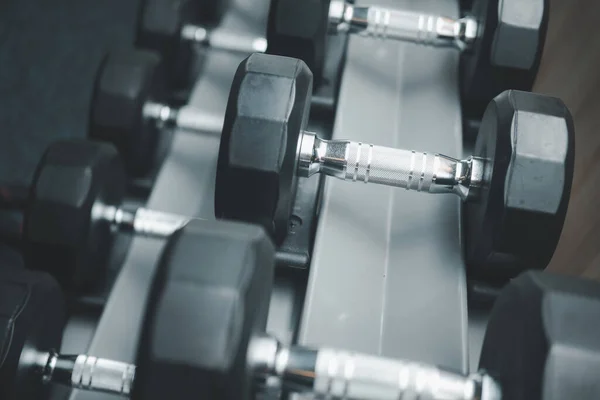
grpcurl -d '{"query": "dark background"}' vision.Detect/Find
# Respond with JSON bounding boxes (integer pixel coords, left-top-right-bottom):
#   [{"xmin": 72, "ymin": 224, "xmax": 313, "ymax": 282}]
[{"xmin": 0, "ymin": 0, "xmax": 141, "ymax": 186}]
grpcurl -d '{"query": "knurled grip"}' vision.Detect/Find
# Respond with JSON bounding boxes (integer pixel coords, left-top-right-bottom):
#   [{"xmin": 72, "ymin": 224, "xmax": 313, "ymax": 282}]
[
  {"xmin": 71, "ymin": 355, "xmax": 135, "ymax": 396},
  {"xmin": 358, "ymin": 7, "xmax": 459, "ymax": 47},
  {"xmin": 313, "ymin": 348, "xmax": 483, "ymax": 400},
  {"xmin": 344, "ymin": 142, "xmax": 437, "ymax": 192}
]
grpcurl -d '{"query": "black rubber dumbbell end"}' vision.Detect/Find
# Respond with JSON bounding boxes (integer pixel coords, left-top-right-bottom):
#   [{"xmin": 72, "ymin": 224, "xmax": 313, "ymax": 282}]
[
  {"xmin": 266, "ymin": 0, "xmax": 331, "ymax": 86},
  {"xmin": 133, "ymin": 219, "xmax": 275, "ymax": 400},
  {"xmin": 460, "ymin": 0, "xmax": 550, "ymax": 119},
  {"xmin": 215, "ymin": 53, "xmax": 313, "ymax": 244},
  {"xmin": 0, "ymin": 267, "xmax": 65, "ymax": 400},
  {"xmin": 136, "ymin": 0, "xmax": 201, "ymax": 88},
  {"xmin": 465, "ymin": 90, "xmax": 574, "ymax": 282},
  {"xmin": 90, "ymin": 49, "xmax": 167, "ymax": 176},
  {"xmin": 479, "ymin": 271, "xmax": 600, "ymax": 400},
  {"xmin": 24, "ymin": 140, "xmax": 127, "ymax": 291},
  {"xmin": 195, "ymin": 0, "xmax": 232, "ymax": 25}
]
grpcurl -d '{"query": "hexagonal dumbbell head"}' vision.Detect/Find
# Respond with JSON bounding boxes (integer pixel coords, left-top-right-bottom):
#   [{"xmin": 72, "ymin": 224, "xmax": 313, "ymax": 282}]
[
  {"xmin": 465, "ymin": 90, "xmax": 574, "ymax": 282},
  {"xmin": 195, "ymin": 0, "xmax": 231, "ymax": 25},
  {"xmin": 490, "ymin": 0, "xmax": 548, "ymax": 70},
  {"xmin": 480, "ymin": 271, "xmax": 600, "ymax": 400},
  {"xmin": 267, "ymin": 0, "xmax": 331, "ymax": 86},
  {"xmin": 90, "ymin": 49, "xmax": 166, "ymax": 176},
  {"xmin": 461, "ymin": 0, "xmax": 550, "ymax": 118},
  {"xmin": 24, "ymin": 140, "xmax": 126, "ymax": 291},
  {"xmin": 215, "ymin": 53, "xmax": 313, "ymax": 244},
  {"xmin": 133, "ymin": 219, "xmax": 275, "ymax": 400},
  {"xmin": 0, "ymin": 267, "xmax": 65, "ymax": 400},
  {"xmin": 136, "ymin": 0, "xmax": 199, "ymax": 87}
]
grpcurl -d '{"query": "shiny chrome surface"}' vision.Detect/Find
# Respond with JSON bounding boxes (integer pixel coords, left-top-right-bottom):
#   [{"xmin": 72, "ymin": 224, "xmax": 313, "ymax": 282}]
[
  {"xmin": 297, "ymin": 131, "xmax": 483, "ymax": 200},
  {"xmin": 248, "ymin": 335, "xmax": 286, "ymax": 396},
  {"xmin": 173, "ymin": 105, "xmax": 225, "ymax": 134},
  {"xmin": 70, "ymin": 355, "xmax": 135, "ymax": 396},
  {"xmin": 40, "ymin": 339, "xmax": 500, "ymax": 400},
  {"xmin": 298, "ymin": 131, "xmax": 349, "ymax": 179},
  {"xmin": 313, "ymin": 348, "xmax": 500, "ymax": 400},
  {"xmin": 91, "ymin": 204, "xmax": 190, "ymax": 238},
  {"xmin": 328, "ymin": 0, "xmax": 477, "ymax": 50},
  {"xmin": 142, "ymin": 102, "xmax": 177, "ymax": 127},
  {"xmin": 249, "ymin": 337, "xmax": 501, "ymax": 400},
  {"xmin": 143, "ymin": 102, "xmax": 224, "ymax": 134},
  {"xmin": 40, "ymin": 352, "xmax": 57, "ymax": 384},
  {"xmin": 250, "ymin": 335, "xmax": 318, "ymax": 395},
  {"xmin": 181, "ymin": 24, "xmax": 267, "ymax": 53},
  {"xmin": 41, "ymin": 353, "xmax": 135, "ymax": 396},
  {"xmin": 130, "ymin": 207, "xmax": 190, "ymax": 237},
  {"xmin": 181, "ymin": 24, "xmax": 209, "ymax": 43}
]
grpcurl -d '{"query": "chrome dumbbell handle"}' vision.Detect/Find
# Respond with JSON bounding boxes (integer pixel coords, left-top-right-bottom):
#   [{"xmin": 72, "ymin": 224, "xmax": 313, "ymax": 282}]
[
  {"xmin": 39, "ymin": 340, "xmax": 501, "ymax": 400},
  {"xmin": 143, "ymin": 101, "xmax": 224, "ymax": 134},
  {"xmin": 180, "ymin": 24, "xmax": 268, "ymax": 53},
  {"xmin": 328, "ymin": 0, "xmax": 477, "ymax": 50},
  {"xmin": 125, "ymin": 207, "xmax": 190, "ymax": 237},
  {"xmin": 41, "ymin": 353, "xmax": 135, "ymax": 396},
  {"xmin": 250, "ymin": 337, "xmax": 501, "ymax": 400},
  {"xmin": 92, "ymin": 204, "xmax": 190, "ymax": 238},
  {"xmin": 298, "ymin": 131, "xmax": 483, "ymax": 200}
]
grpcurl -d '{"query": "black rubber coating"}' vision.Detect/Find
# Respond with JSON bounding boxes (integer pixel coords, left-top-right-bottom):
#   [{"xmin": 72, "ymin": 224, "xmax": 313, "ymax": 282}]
[
  {"xmin": 0, "ymin": 267, "xmax": 65, "ymax": 400},
  {"xmin": 194, "ymin": 0, "xmax": 232, "ymax": 25},
  {"xmin": 460, "ymin": 0, "xmax": 550, "ymax": 119},
  {"xmin": 24, "ymin": 140, "xmax": 127, "ymax": 291},
  {"xmin": 136, "ymin": 0, "xmax": 199, "ymax": 89},
  {"xmin": 0, "ymin": 0, "xmax": 140, "ymax": 188},
  {"xmin": 90, "ymin": 49, "xmax": 167, "ymax": 176},
  {"xmin": 134, "ymin": 219, "xmax": 275, "ymax": 400},
  {"xmin": 266, "ymin": 0, "xmax": 331, "ymax": 87},
  {"xmin": 480, "ymin": 271, "xmax": 600, "ymax": 400},
  {"xmin": 215, "ymin": 54, "xmax": 313, "ymax": 244},
  {"xmin": 465, "ymin": 91, "xmax": 574, "ymax": 283}
]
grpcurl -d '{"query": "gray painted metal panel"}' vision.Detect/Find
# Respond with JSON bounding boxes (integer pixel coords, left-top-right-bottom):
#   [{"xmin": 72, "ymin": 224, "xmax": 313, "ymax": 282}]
[
  {"xmin": 469, "ymin": 309, "xmax": 490, "ymax": 372},
  {"xmin": 299, "ymin": 0, "xmax": 469, "ymax": 373}
]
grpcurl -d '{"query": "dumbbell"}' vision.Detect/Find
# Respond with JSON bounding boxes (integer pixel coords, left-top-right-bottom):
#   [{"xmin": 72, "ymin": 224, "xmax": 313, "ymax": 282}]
[
  {"xmin": 267, "ymin": 0, "xmax": 549, "ymax": 117},
  {"xmin": 5, "ymin": 219, "xmax": 600, "ymax": 400},
  {"xmin": 90, "ymin": 49, "xmax": 225, "ymax": 175},
  {"xmin": 215, "ymin": 53, "xmax": 574, "ymax": 282},
  {"xmin": 137, "ymin": 0, "xmax": 266, "ymax": 87},
  {"xmin": 188, "ymin": 0, "xmax": 232, "ymax": 25},
  {"xmin": 90, "ymin": 47, "xmax": 333, "ymax": 176},
  {"xmin": 0, "ymin": 139, "xmax": 192, "ymax": 291}
]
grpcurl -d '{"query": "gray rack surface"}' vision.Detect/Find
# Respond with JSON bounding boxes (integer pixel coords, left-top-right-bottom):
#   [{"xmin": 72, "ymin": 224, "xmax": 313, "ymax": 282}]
[{"xmin": 298, "ymin": 0, "xmax": 469, "ymax": 373}]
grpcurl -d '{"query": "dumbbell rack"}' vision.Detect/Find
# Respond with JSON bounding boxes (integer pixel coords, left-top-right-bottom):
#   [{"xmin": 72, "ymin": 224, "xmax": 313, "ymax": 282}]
[
  {"xmin": 65, "ymin": 1, "xmax": 294, "ymax": 399},
  {"xmin": 61, "ymin": 1, "xmax": 487, "ymax": 399},
  {"xmin": 300, "ymin": 0, "xmax": 468, "ymax": 372}
]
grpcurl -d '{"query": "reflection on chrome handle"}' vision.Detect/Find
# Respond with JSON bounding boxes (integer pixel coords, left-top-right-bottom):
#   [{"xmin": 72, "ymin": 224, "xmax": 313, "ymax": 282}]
[
  {"xmin": 313, "ymin": 348, "xmax": 499, "ymax": 400},
  {"xmin": 328, "ymin": 0, "xmax": 477, "ymax": 50},
  {"xmin": 298, "ymin": 131, "xmax": 482, "ymax": 200},
  {"xmin": 42, "ymin": 353, "xmax": 135, "ymax": 396},
  {"xmin": 248, "ymin": 337, "xmax": 501, "ymax": 400}
]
